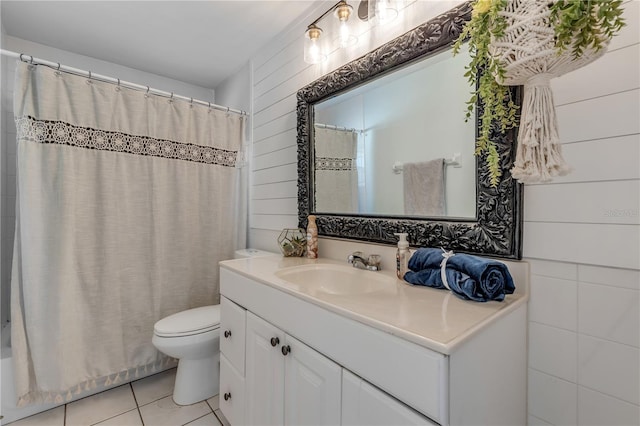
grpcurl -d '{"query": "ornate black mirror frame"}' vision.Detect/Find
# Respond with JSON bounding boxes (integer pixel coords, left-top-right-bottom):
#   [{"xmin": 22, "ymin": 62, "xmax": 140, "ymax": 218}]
[{"xmin": 296, "ymin": 1, "xmax": 523, "ymax": 259}]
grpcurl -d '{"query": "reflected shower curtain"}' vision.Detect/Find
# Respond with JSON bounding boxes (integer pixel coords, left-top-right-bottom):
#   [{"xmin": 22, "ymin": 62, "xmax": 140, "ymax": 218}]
[
  {"xmin": 11, "ymin": 61, "xmax": 245, "ymax": 405},
  {"xmin": 314, "ymin": 126, "xmax": 359, "ymax": 213}
]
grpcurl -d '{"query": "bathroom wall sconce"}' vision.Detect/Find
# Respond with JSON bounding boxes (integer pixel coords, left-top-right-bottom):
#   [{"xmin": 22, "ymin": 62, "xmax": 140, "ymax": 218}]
[
  {"xmin": 303, "ymin": 0, "xmax": 401, "ymax": 65},
  {"xmin": 367, "ymin": 0, "xmax": 399, "ymax": 25},
  {"xmin": 304, "ymin": 24, "xmax": 327, "ymax": 64},
  {"xmin": 303, "ymin": 0, "xmax": 360, "ymax": 64},
  {"xmin": 335, "ymin": 1, "xmax": 357, "ymax": 48}
]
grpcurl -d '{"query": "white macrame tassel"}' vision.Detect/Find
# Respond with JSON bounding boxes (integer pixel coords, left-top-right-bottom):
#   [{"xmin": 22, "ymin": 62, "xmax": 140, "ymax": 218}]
[
  {"xmin": 490, "ymin": 0, "xmax": 609, "ymax": 184},
  {"xmin": 511, "ymin": 73, "xmax": 571, "ymax": 183}
]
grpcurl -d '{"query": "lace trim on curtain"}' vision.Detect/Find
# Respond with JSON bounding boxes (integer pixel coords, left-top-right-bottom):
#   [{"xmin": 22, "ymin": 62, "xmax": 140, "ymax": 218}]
[
  {"xmin": 15, "ymin": 116, "xmax": 238, "ymax": 167},
  {"xmin": 17, "ymin": 355, "xmax": 177, "ymax": 407},
  {"xmin": 315, "ymin": 157, "xmax": 354, "ymax": 171}
]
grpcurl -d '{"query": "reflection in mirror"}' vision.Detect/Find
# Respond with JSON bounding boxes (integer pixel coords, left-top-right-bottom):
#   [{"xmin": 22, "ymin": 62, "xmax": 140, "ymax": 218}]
[{"xmin": 313, "ymin": 49, "xmax": 475, "ymax": 218}]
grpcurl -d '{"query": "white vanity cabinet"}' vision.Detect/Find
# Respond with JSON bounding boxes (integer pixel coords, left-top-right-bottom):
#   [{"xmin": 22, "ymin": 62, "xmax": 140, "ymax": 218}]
[
  {"xmin": 342, "ymin": 370, "xmax": 437, "ymax": 425},
  {"xmin": 245, "ymin": 312, "xmax": 342, "ymax": 425},
  {"xmin": 219, "ymin": 259, "xmax": 527, "ymax": 426},
  {"xmin": 219, "ymin": 297, "xmax": 247, "ymax": 426}
]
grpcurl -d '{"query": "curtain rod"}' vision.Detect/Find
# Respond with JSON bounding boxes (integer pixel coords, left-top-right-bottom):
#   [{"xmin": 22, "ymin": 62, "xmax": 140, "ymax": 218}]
[
  {"xmin": 0, "ymin": 49, "xmax": 247, "ymax": 116},
  {"xmin": 314, "ymin": 122, "xmax": 363, "ymax": 133}
]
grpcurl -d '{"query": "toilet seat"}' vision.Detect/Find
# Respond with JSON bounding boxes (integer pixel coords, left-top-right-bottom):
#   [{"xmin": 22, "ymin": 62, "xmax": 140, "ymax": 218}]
[{"xmin": 154, "ymin": 305, "xmax": 221, "ymax": 338}]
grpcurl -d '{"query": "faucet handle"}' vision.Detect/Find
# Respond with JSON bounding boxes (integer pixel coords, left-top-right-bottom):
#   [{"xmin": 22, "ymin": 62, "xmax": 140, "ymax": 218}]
[
  {"xmin": 347, "ymin": 251, "xmax": 363, "ymax": 263},
  {"xmin": 367, "ymin": 254, "xmax": 382, "ymax": 271}
]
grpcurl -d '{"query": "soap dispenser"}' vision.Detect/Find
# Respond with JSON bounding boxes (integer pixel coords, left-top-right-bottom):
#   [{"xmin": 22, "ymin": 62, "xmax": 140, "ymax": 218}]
[{"xmin": 394, "ymin": 233, "xmax": 410, "ymax": 280}]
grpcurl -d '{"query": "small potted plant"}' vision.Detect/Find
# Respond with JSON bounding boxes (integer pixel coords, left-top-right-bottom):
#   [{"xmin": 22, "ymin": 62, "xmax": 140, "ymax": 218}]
[
  {"xmin": 278, "ymin": 228, "xmax": 307, "ymax": 257},
  {"xmin": 454, "ymin": 0, "xmax": 625, "ymax": 185}
]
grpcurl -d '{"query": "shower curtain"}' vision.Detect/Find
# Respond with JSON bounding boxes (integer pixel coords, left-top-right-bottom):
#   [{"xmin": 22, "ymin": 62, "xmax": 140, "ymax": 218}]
[
  {"xmin": 314, "ymin": 126, "xmax": 359, "ymax": 213},
  {"xmin": 11, "ymin": 61, "xmax": 246, "ymax": 405}
]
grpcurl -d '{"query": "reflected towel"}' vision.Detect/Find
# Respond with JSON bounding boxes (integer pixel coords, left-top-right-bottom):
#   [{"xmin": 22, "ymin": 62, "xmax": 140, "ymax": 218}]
[
  {"xmin": 403, "ymin": 159, "xmax": 445, "ymax": 216},
  {"xmin": 404, "ymin": 248, "xmax": 515, "ymax": 302}
]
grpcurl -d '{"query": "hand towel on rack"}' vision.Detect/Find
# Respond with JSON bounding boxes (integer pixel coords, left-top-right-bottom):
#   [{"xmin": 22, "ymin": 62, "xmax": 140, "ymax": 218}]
[
  {"xmin": 403, "ymin": 248, "xmax": 515, "ymax": 302},
  {"xmin": 402, "ymin": 159, "xmax": 445, "ymax": 216}
]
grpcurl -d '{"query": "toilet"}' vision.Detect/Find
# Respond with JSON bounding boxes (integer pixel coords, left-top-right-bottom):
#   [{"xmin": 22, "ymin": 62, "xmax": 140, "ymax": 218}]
[{"xmin": 152, "ymin": 248, "xmax": 275, "ymax": 405}]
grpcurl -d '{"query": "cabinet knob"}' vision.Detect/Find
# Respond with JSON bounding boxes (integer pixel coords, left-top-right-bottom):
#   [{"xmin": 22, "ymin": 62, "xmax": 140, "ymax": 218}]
[
  {"xmin": 270, "ymin": 337, "xmax": 280, "ymax": 347},
  {"xmin": 281, "ymin": 345, "xmax": 291, "ymax": 356},
  {"xmin": 223, "ymin": 392, "xmax": 231, "ymax": 401},
  {"xmin": 224, "ymin": 330, "xmax": 232, "ymax": 338}
]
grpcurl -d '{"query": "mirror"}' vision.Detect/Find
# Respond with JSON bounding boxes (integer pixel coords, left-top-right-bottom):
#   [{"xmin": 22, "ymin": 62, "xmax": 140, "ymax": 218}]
[
  {"xmin": 296, "ymin": 2, "xmax": 523, "ymax": 259},
  {"xmin": 313, "ymin": 48, "xmax": 476, "ymax": 218}
]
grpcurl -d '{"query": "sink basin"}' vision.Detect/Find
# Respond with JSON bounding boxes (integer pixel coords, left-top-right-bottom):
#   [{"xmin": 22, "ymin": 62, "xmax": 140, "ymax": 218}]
[{"xmin": 274, "ymin": 263, "xmax": 395, "ymax": 296}]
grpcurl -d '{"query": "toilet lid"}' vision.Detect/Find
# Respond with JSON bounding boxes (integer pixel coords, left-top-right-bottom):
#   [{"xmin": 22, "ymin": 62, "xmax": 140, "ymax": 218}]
[{"xmin": 154, "ymin": 305, "xmax": 221, "ymax": 337}]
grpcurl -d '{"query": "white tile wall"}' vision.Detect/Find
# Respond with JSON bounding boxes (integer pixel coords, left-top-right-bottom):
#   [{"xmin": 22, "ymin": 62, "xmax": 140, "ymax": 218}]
[
  {"xmin": 523, "ymin": 1, "xmax": 640, "ymax": 423},
  {"xmin": 529, "ymin": 275, "xmax": 578, "ymax": 331},
  {"xmin": 528, "ymin": 369, "xmax": 578, "ymax": 426},
  {"xmin": 577, "ymin": 387, "xmax": 640, "ymax": 426},
  {"xmin": 578, "ymin": 335, "xmax": 639, "ymax": 405},
  {"xmin": 221, "ymin": 0, "xmax": 640, "ymax": 423},
  {"xmin": 529, "ymin": 322, "xmax": 577, "ymax": 382},
  {"xmin": 578, "ymin": 282, "xmax": 639, "ymax": 347}
]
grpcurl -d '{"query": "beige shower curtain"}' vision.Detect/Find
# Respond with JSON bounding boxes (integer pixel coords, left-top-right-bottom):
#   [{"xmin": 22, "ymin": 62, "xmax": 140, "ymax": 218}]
[
  {"xmin": 11, "ymin": 61, "xmax": 245, "ymax": 405},
  {"xmin": 314, "ymin": 126, "xmax": 359, "ymax": 213}
]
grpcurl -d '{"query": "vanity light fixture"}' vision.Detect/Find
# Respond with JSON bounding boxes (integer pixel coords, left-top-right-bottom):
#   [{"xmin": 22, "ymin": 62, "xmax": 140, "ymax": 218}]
[
  {"xmin": 335, "ymin": 1, "xmax": 358, "ymax": 48},
  {"xmin": 304, "ymin": 1, "xmax": 364, "ymax": 65},
  {"xmin": 304, "ymin": 23, "xmax": 327, "ymax": 64},
  {"xmin": 367, "ymin": 0, "xmax": 398, "ymax": 25}
]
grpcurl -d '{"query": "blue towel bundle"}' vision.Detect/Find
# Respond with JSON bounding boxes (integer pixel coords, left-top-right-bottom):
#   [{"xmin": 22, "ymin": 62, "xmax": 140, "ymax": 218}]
[{"xmin": 403, "ymin": 248, "xmax": 515, "ymax": 302}]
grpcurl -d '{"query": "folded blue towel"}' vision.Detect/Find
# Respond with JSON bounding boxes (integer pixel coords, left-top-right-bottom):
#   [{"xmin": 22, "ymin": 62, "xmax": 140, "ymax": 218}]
[{"xmin": 404, "ymin": 248, "xmax": 515, "ymax": 302}]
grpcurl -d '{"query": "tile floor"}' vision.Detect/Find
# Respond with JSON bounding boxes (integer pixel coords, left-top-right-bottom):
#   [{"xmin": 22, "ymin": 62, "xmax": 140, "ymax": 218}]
[{"xmin": 7, "ymin": 369, "xmax": 230, "ymax": 426}]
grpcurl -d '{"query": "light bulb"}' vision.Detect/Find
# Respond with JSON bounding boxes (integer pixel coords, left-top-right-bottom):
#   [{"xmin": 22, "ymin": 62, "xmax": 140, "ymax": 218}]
[
  {"xmin": 335, "ymin": 1, "xmax": 357, "ymax": 48},
  {"xmin": 304, "ymin": 24, "xmax": 326, "ymax": 64},
  {"xmin": 369, "ymin": 0, "xmax": 398, "ymax": 25},
  {"xmin": 309, "ymin": 40, "xmax": 321, "ymax": 63},
  {"xmin": 339, "ymin": 21, "xmax": 351, "ymax": 48}
]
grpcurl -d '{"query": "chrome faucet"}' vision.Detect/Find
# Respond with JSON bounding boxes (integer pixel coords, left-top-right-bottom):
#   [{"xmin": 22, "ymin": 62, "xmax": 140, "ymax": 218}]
[{"xmin": 347, "ymin": 251, "xmax": 382, "ymax": 271}]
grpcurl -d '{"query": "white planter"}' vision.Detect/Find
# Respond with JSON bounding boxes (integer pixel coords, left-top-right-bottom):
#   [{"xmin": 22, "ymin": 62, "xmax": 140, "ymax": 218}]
[{"xmin": 490, "ymin": 0, "xmax": 609, "ymax": 183}]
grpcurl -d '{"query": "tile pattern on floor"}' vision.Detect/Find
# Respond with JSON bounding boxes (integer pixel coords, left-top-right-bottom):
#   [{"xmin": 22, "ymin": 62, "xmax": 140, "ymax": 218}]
[{"xmin": 7, "ymin": 369, "xmax": 229, "ymax": 426}]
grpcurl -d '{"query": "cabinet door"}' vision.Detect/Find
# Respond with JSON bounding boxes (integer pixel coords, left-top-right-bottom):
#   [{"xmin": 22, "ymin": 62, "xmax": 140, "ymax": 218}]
[
  {"xmin": 284, "ymin": 334, "xmax": 341, "ymax": 426},
  {"xmin": 220, "ymin": 296, "xmax": 246, "ymax": 375},
  {"xmin": 219, "ymin": 354, "xmax": 245, "ymax": 426},
  {"xmin": 342, "ymin": 370, "xmax": 437, "ymax": 426},
  {"xmin": 245, "ymin": 312, "xmax": 285, "ymax": 425}
]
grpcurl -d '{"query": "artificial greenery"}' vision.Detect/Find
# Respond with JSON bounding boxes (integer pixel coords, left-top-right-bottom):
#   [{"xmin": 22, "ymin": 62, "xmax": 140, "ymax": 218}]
[{"xmin": 453, "ymin": 0, "xmax": 625, "ymax": 186}]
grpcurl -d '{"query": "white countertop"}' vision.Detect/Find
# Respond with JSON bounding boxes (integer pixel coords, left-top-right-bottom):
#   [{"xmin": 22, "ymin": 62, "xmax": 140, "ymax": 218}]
[{"xmin": 220, "ymin": 255, "xmax": 528, "ymax": 354}]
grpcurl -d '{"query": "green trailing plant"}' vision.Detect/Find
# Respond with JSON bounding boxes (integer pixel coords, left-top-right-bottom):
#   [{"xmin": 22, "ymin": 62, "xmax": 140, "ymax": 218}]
[{"xmin": 454, "ymin": 0, "xmax": 625, "ymax": 187}]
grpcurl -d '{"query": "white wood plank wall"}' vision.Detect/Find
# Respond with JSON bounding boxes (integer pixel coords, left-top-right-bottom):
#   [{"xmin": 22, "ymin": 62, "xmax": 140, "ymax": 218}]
[
  {"xmin": 248, "ymin": 0, "xmax": 462, "ymax": 250},
  {"xmin": 524, "ymin": 2, "xmax": 640, "ymax": 424},
  {"xmin": 245, "ymin": 1, "xmax": 640, "ymax": 424}
]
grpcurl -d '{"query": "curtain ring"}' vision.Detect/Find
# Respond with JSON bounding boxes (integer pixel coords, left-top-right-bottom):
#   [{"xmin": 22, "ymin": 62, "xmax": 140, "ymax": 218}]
[
  {"xmin": 208, "ymin": 102, "xmax": 211, "ymax": 113},
  {"xmin": 189, "ymin": 97, "xmax": 193, "ymax": 108},
  {"xmin": 29, "ymin": 55, "xmax": 34, "ymax": 64},
  {"xmin": 19, "ymin": 53, "xmax": 25, "ymax": 62},
  {"xmin": 56, "ymin": 62, "xmax": 61, "ymax": 71},
  {"xmin": 168, "ymin": 92, "xmax": 174, "ymax": 103},
  {"xmin": 115, "ymin": 78, "xmax": 121, "ymax": 91},
  {"xmin": 226, "ymin": 106, "xmax": 230, "ymax": 113}
]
